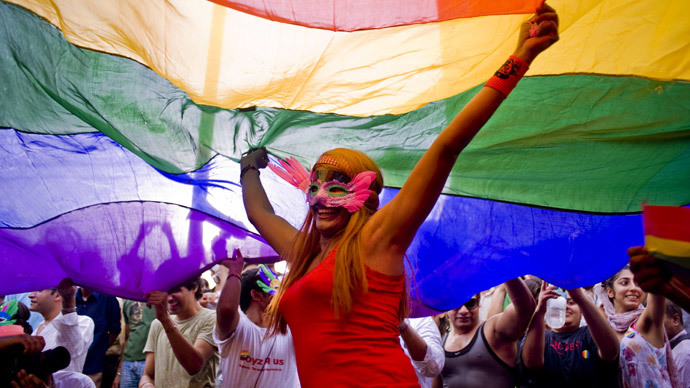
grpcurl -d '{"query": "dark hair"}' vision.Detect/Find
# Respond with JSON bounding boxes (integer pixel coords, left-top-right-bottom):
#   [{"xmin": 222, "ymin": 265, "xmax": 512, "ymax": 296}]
[
  {"xmin": 0, "ymin": 301, "xmax": 32, "ymax": 335},
  {"xmin": 178, "ymin": 277, "xmax": 203, "ymax": 300},
  {"xmin": 454, "ymin": 293, "xmax": 481, "ymax": 310},
  {"xmin": 524, "ymin": 278, "xmax": 543, "ymax": 300},
  {"xmin": 15, "ymin": 301, "xmax": 32, "ymax": 335},
  {"xmin": 239, "ymin": 268, "xmax": 265, "ymax": 313},
  {"xmin": 601, "ymin": 264, "xmax": 631, "ymax": 303},
  {"xmin": 436, "ymin": 315, "xmax": 449, "ymax": 335},
  {"xmin": 200, "ymin": 278, "xmax": 210, "ymax": 291},
  {"xmin": 665, "ymin": 299, "xmax": 684, "ymax": 326}
]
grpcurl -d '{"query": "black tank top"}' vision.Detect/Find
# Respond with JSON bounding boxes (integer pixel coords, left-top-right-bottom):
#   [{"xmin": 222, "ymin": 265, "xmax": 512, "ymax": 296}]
[{"xmin": 440, "ymin": 322, "xmax": 516, "ymax": 388}]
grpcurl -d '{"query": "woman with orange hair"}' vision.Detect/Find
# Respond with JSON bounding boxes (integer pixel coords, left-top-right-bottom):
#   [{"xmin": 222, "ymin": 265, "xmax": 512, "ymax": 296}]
[{"xmin": 238, "ymin": 5, "xmax": 559, "ymax": 387}]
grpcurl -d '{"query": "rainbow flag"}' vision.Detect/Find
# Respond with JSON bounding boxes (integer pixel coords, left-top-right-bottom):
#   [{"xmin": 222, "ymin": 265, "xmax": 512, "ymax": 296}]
[
  {"xmin": 644, "ymin": 206, "xmax": 690, "ymax": 269},
  {"xmin": 1, "ymin": 0, "xmax": 689, "ymax": 315}
]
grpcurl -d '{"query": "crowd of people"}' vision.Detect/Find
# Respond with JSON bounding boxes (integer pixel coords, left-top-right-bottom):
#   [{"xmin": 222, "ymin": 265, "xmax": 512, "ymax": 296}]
[
  {"xmin": 3, "ymin": 3, "xmax": 690, "ymax": 387},
  {"xmin": 3, "ymin": 252, "xmax": 689, "ymax": 388}
]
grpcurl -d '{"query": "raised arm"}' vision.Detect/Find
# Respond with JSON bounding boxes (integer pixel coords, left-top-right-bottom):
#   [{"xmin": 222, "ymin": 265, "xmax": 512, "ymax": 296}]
[
  {"xmin": 486, "ymin": 284, "xmax": 507, "ymax": 319},
  {"xmin": 630, "ymin": 246, "xmax": 690, "ymax": 312},
  {"xmin": 637, "ymin": 292, "xmax": 666, "ymax": 348},
  {"xmin": 145, "ymin": 292, "xmax": 216, "ymax": 375},
  {"xmin": 240, "ymin": 148, "xmax": 300, "ymax": 259},
  {"xmin": 568, "ymin": 287, "xmax": 619, "ymax": 362},
  {"xmin": 629, "ymin": 247, "xmax": 667, "ymax": 348},
  {"xmin": 522, "ymin": 282, "xmax": 560, "ymax": 369},
  {"xmin": 399, "ymin": 319, "xmax": 428, "ymax": 361},
  {"xmin": 400, "ymin": 317, "xmax": 445, "ymax": 377},
  {"xmin": 365, "ymin": 5, "xmax": 560, "ymax": 256},
  {"xmin": 215, "ymin": 250, "xmax": 245, "ymax": 340},
  {"xmin": 491, "ymin": 277, "xmax": 536, "ymax": 342},
  {"xmin": 53, "ymin": 278, "xmax": 94, "ymax": 364}
]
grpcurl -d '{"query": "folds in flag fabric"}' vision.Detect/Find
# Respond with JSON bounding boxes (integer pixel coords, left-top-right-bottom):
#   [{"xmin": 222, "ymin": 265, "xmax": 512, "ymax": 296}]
[
  {"xmin": 1, "ymin": 0, "xmax": 689, "ymax": 313},
  {"xmin": 208, "ymin": 0, "xmax": 544, "ymax": 31}
]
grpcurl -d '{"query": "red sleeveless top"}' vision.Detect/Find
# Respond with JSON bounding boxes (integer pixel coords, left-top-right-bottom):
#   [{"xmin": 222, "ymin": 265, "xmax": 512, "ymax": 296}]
[{"xmin": 279, "ymin": 248, "xmax": 420, "ymax": 388}]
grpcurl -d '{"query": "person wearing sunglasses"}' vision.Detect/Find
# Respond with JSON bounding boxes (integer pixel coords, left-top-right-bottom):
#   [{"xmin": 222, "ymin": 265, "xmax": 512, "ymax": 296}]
[{"xmin": 433, "ymin": 278, "xmax": 536, "ymax": 388}]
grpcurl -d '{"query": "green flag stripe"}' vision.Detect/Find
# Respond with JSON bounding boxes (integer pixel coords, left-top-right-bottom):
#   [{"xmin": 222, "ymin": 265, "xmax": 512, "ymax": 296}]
[{"xmin": 1, "ymin": 1, "xmax": 689, "ymax": 213}]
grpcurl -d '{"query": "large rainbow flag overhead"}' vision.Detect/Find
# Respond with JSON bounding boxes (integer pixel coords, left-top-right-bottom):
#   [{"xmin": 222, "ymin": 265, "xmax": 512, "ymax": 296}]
[{"xmin": 1, "ymin": 0, "xmax": 689, "ymax": 315}]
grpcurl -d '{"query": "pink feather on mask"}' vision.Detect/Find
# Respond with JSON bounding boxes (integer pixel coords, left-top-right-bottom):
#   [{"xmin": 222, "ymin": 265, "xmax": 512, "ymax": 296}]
[
  {"xmin": 268, "ymin": 157, "xmax": 311, "ymax": 193},
  {"xmin": 342, "ymin": 171, "xmax": 376, "ymax": 212}
]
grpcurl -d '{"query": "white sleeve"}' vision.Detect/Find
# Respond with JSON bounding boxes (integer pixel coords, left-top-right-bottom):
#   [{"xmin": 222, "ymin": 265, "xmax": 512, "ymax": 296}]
[
  {"xmin": 79, "ymin": 315, "xmax": 95, "ymax": 350},
  {"xmin": 51, "ymin": 313, "xmax": 92, "ymax": 359},
  {"xmin": 52, "ymin": 371, "xmax": 96, "ymax": 388},
  {"xmin": 409, "ymin": 317, "xmax": 445, "ymax": 378},
  {"xmin": 213, "ymin": 309, "xmax": 250, "ymax": 352},
  {"xmin": 675, "ymin": 343, "xmax": 690, "ymax": 387}
]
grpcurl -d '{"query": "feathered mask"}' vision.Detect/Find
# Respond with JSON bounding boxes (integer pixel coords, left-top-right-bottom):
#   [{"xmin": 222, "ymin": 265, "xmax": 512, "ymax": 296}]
[
  {"xmin": 268, "ymin": 156, "xmax": 376, "ymax": 213},
  {"xmin": 257, "ymin": 264, "xmax": 280, "ymax": 295}
]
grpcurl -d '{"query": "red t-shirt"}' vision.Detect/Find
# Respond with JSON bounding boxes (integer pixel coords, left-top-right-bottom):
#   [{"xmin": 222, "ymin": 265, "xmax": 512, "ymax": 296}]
[{"xmin": 279, "ymin": 248, "xmax": 420, "ymax": 388}]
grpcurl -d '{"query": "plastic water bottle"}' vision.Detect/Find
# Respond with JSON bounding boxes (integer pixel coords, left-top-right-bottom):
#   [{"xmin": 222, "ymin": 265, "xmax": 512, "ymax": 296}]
[{"xmin": 544, "ymin": 292, "xmax": 566, "ymax": 329}]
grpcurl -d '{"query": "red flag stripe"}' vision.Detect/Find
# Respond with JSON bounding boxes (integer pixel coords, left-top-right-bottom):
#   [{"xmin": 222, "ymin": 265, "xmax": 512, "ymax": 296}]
[
  {"xmin": 208, "ymin": 0, "xmax": 543, "ymax": 31},
  {"xmin": 643, "ymin": 206, "xmax": 690, "ymax": 242}
]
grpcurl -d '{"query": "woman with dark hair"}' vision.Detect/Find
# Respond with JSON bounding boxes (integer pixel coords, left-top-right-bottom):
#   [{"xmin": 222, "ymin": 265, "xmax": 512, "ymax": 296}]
[
  {"xmin": 595, "ymin": 247, "xmax": 681, "ymax": 388},
  {"xmin": 240, "ymin": 5, "xmax": 559, "ymax": 386}
]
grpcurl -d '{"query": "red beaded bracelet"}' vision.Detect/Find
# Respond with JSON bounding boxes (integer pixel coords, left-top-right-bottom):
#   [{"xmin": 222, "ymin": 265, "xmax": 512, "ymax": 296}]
[
  {"xmin": 484, "ymin": 55, "xmax": 529, "ymax": 98},
  {"xmin": 227, "ymin": 273, "xmax": 241, "ymax": 282}
]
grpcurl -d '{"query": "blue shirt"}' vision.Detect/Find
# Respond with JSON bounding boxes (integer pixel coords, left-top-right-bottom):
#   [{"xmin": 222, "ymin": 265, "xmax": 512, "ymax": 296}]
[{"xmin": 76, "ymin": 289, "xmax": 121, "ymax": 374}]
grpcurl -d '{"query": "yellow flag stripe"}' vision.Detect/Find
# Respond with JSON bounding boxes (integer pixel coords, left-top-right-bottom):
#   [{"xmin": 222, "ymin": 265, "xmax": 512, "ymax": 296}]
[
  {"xmin": 646, "ymin": 236, "xmax": 690, "ymax": 258},
  {"xmin": 9, "ymin": 0, "xmax": 690, "ymax": 116}
]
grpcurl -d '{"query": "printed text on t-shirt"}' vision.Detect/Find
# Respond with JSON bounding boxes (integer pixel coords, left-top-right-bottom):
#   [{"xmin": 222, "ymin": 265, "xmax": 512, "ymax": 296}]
[{"xmin": 549, "ymin": 339, "xmax": 581, "ymax": 355}]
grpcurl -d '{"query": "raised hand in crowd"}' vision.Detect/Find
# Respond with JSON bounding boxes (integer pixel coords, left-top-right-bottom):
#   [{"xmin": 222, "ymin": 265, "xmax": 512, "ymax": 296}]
[{"xmin": 629, "ymin": 246, "xmax": 690, "ymax": 312}]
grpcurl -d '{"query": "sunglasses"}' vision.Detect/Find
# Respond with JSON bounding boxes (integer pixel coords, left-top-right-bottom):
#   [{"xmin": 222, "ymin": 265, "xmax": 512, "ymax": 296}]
[{"xmin": 462, "ymin": 298, "xmax": 479, "ymax": 310}]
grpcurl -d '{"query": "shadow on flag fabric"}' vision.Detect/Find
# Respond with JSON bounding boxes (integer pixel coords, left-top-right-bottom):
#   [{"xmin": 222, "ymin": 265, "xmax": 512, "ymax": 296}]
[{"xmin": 1, "ymin": 0, "xmax": 689, "ymax": 314}]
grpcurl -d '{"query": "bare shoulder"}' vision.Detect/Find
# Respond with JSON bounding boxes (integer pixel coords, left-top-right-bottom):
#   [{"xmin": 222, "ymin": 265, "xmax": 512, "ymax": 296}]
[
  {"xmin": 484, "ymin": 314, "xmax": 498, "ymax": 338},
  {"xmin": 483, "ymin": 314, "xmax": 506, "ymax": 348},
  {"xmin": 483, "ymin": 314, "xmax": 519, "ymax": 366}
]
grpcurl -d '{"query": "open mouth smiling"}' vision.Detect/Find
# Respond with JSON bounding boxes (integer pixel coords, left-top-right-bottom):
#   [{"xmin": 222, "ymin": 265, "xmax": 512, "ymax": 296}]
[
  {"xmin": 624, "ymin": 294, "xmax": 640, "ymax": 302},
  {"xmin": 315, "ymin": 206, "xmax": 339, "ymax": 216}
]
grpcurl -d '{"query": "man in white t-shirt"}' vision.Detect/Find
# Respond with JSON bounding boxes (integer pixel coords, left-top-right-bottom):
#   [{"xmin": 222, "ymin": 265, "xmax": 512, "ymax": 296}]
[
  {"xmin": 29, "ymin": 278, "xmax": 95, "ymax": 373},
  {"xmin": 214, "ymin": 250, "xmax": 299, "ymax": 388}
]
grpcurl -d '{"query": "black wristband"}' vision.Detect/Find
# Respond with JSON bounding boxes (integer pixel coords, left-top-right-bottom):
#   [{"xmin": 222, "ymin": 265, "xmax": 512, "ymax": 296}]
[{"xmin": 240, "ymin": 165, "xmax": 259, "ymax": 181}]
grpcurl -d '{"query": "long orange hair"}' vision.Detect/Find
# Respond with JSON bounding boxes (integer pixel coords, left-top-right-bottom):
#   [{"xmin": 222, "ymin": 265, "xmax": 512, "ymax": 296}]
[{"xmin": 267, "ymin": 148, "xmax": 404, "ymax": 334}]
